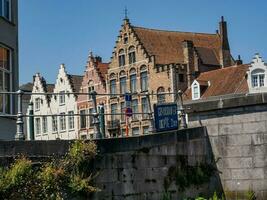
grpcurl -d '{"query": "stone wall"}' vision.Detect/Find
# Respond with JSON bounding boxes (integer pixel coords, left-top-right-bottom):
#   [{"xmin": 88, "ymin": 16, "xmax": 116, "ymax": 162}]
[
  {"xmin": 185, "ymin": 93, "xmax": 267, "ymax": 200},
  {"xmin": 0, "ymin": 127, "xmax": 222, "ymax": 200}
]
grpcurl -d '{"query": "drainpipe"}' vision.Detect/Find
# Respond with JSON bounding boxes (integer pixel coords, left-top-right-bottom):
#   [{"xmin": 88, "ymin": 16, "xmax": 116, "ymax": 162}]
[
  {"xmin": 146, "ymin": 92, "xmax": 155, "ymax": 133},
  {"xmin": 178, "ymin": 90, "xmax": 187, "ymax": 129}
]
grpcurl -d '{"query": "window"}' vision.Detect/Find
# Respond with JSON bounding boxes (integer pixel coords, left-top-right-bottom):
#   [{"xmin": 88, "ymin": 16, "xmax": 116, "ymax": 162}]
[
  {"xmin": 42, "ymin": 117, "xmax": 47, "ymax": 134},
  {"xmin": 60, "ymin": 113, "xmax": 66, "ymax": 131},
  {"xmin": 110, "ymin": 79, "xmax": 116, "ymax": 96},
  {"xmin": 88, "ymin": 108, "xmax": 94, "ymax": 127},
  {"xmin": 128, "ymin": 46, "xmax": 136, "ymax": 64},
  {"xmin": 132, "ymin": 127, "xmax": 139, "ymax": 136},
  {"xmin": 118, "ymin": 49, "xmax": 125, "ymax": 67},
  {"xmin": 123, "ymin": 34, "xmax": 128, "ymax": 44},
  {"xmin": 121, "ymin": 129, "xmax": 126, "ymax": 137},
  {"xmin": 52, "ymin": 116, "xmax": 58, "ymax": 132},
  {"xmin": 252, "ymin": 71, "xmax": 265, "ymax": 88},
  {"xmin": 120, "ymin": 102, "xmax": 125, "ymax": 122},
  {"xmin": 192, "ymin": 83, "xmax": 200, "ymax": 100},
  {"xmin": 80, "ymin": 110, "xmax": 86, "ymax": 129},
  {"xmin": 68, "ymin": 111, "xmax": 74, "ymax": 130},
  {"xmin": 141, "ymin": 97, "xmax": 149, "ymax": 119},
  {"xmin": 35, "ymin": 118, "xmax": 41, "ymax": 135},
  {"xmin": 143, "ymin": 126, "xmax": 149, "ymax": 134},
  {"xmin": 0, "ymin": 0, "xmax": 11, "ymax": 20},
  {"xmin": 0, "ymin": 46, "xmax": 11, "ymax": 114},
  {"xmin": 130, "ymin": 74, "xmax": 137, "ymax": 93},
  {"xmin": 35, "ymin": 98, "xmax": 40, "ymax": 111},
  {"xmin": 120, "ymin": 77, "xmax": 127, "ymax": 94},
  {"xmin": 111, "ymin": 103, "xmax": 117, "ymax": 121},
  {"xmin": 131, "ymin": 99, "xmax": 138, "ymax": 120},
  {"xmin": 88, "ymin": 81, "xmax": 94, "ymax": 100},
  {"xmin": 59, "ymin": 91, "xmax": 65, "ymax": 105},
  {"xmin": 140, "ymin": 71, "xmax": 148, "ymax": 91},
  {"xmin": 179, "ymin": 74, "xmax": 184, "ymax": 82},
  {"xmin": 157, "ymin": 87, "xmax": 165, "ymax": 104}
]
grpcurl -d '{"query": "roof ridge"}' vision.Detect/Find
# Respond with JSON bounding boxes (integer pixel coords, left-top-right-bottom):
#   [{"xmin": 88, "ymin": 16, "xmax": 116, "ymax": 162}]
[
  {"xmin": 132, "ymin": 26, "xmax": 218, "ymax": 36},
  {"xmin": 198, "ymin": 64, "xmax": 249, "ymax": 77}
]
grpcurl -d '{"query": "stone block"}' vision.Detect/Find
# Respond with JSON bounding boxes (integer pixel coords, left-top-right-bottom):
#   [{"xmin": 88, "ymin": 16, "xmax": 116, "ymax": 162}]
[
  {"xmin": 221, "ymin": 169, "xmax": 232, "ymax": 180},
  {"xmin": 206, "ymin": 125, "xmax": 219, "ymax": 136},
  {"xmin": 254, "ymin": 145, "xmax": 265, "ymax": 156},
  {"xmin": 219, "ymin": 123, "xmax": 243, "ymax": 135},
  {"xmin": 224, "ymin": 145, "xmax": 253, "ymax": 157},
  {"xmin": 226, "ymin": 134, "xmax": 251, "ymax": 146},
  {"xmin": 250, "ymin": 168, "xmax": 264, "ymax": 179},
  {"xmin": 224, "ymin": 180, "xmax": 252, "ymax": 191},
  {"xmin": 251, "ymin": 133, "xmax": 265, "ymax": 145},
  {"xmin": 253, "ymin": 155, "xmax": 266, "ymax": 168},
  {"xmin": 223, "ymin": 157, "xmax": 253, "ymax": 169},
  {"xmin": 232, "ymin": 112, "xmax": 261, "ymax": 123},
  {"xmin": 243, "ymin": 121, "xmax": 266, "ymax": 134},
  {"xmin": 231, "ymin": 169, "xmax": 251, "ymax": 180},
  {"xmin": 252, "ymin": 180, "xmax": 267, "ymax": 191},
  {"xmin": 218, "ymin": 116, "xmax": 233, "ymax": 124}
]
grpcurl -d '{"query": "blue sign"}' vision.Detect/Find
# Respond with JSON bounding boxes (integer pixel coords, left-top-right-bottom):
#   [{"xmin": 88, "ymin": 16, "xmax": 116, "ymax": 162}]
[{"xmin": 154, "ymin": 103, "xmax": 178, "ymax": 132}]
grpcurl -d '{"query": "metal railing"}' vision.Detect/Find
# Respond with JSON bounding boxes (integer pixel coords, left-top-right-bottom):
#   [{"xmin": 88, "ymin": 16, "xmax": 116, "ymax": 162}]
[{"xmin": 0, "ymin": 90, "xmax": 187, "ymax": 140}]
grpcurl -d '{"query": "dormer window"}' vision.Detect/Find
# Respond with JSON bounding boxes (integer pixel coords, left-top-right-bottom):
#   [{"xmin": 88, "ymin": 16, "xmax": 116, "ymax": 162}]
[
  {"xmin": 118, "ymin": 49, "xmax": 125, "ymax": 67},
  {"xmin": 251, "ymin": 69, "xmax": 265, "ymax": 88},
  {"xmin": 0, "ymin": 0, "xmax": 11, "ymax": 21},
  {"xmin": 247, "ymin": 54, "xmax": 267, "ymax": 93},
  {"xmin": 128, "ymin": 46, "xmax": 136, "ymax": 64},
  {"xmin": 192, "ymin": 81, "xmax": 200, "ymax": 100}
]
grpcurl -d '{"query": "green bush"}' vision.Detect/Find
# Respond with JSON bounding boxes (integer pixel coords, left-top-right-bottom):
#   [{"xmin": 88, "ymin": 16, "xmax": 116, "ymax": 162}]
[{"xmin": 0, "ymin": 140, "xmax": 98, "ymax": 200}]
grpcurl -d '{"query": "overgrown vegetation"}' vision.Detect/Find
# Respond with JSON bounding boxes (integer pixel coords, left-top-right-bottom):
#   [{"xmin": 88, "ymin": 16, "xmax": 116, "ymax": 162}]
[
  {"xmin": 0, "ymin": 140, "xmax": 98, "ymax": 200},
  {"xmin": 164, "ymin": 156, "xmax": 217, "ymax": 192}
]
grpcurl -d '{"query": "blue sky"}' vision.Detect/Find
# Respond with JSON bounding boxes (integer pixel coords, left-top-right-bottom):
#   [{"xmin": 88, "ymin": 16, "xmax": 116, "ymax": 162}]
[{"xmin": 19, "ymin": 0, "xmax": 267, "ymax": 84}]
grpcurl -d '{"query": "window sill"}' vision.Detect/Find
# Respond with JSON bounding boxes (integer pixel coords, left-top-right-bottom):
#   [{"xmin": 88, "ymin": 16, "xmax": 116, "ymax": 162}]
[
  {"xmin": 59, "ymin": 103, "xmax": 65, "ymax": 106},
  {"xmin": 52, "ymin": 131, "xmax": 58, "ymax": 134}
]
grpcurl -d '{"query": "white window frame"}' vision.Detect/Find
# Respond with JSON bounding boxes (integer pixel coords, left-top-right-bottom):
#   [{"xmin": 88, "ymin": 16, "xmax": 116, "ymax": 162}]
[
  {"xmin": 131, "ymin": 99, "xmax": 138, "ymax": 120},
  {"xmin": 110, "ymin": 79, "xmax": 116, "ymax": 96},
  {"xmin": 59, "ymin": 113, "xmax": 66, "ymax": 131},
  {"xmin": 192, "ymin": 81, "xmax": 200, "ymax": 100},
  {"xmin": 68, "ymin": 111, "xmax": 74, "ymax": 130},
  {"xmin": 120, "ymin": 76, "xmax": 127, "ymax": 94},
  {"xmin": 251, "ymin": 73, "xmax": 265, "ymax": 88},
  {"xmin": 59, "ymin": 91, "xmax": 65, "ymax": 105},
  {"xmin": 35, "ymin": 98, "xmax": 40, "ymax": 111},
  {"xmin": 35, "ymin": 118, "xmax": 41, "ymax": 135},
  {"xmin": 80, "ymin": 110, "xmax": 87, "ymax": 129},
  {"xmin": 52, "ymin": 115, "xmax": 58, "ymax": 133},
  {"xmin": 42, "ymin": 116, "xmax": 47, "ymax": 134},
  {"xmin": 140, "ymin": 71, "xmax": 148, "ymax": 92},
  {"xmin": 132, "ymin": 127, "xmax": 139, "ymax": 136}
]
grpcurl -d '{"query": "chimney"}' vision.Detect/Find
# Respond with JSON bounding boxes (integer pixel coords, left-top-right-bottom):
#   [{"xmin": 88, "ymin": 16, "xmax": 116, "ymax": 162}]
[
  {"xmin": 219, "ymin": 16, "xmax": 232, "ymax": 67},
  {"xmin": 183, "ymin": 40, "xmax": 196, "ymax": 88},
  {"xmin": 235, "ymin": 55, "xmax": 243, "ymax": 65}
]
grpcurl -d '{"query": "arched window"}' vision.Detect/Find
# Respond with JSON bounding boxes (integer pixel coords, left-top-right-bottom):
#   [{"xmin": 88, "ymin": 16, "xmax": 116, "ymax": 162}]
[
  {"xmin": 192, "ymin": 82, "xmax": 200, "ymax": 100},
  {"xmin": 251, "ymin": 69, "xmax": 265, "ymax": 88},
  {"xmin": 128, "ymin": 46, "xmax": 136, "ymax": 64},
  {"xmin": 140, "ymin": 65, "xmax": 148, "ymax": 92},
  {"xmin": 118, "ymin": 49, "xmax": 125, "ymax": 67},
  {"xmin": 130, "ymin": 68, "xmax": 137, "ymax": 93},
  {"xmin": 88, "ymin": 80, "xmax": 94, "ymax": 100},
  {"xmin": 157, "ymin": 87, "xmax": 165, "ymax": 104}
]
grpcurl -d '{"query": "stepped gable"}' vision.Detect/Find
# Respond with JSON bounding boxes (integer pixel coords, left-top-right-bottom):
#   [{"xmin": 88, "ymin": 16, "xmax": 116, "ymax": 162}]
[
  {"xmin": 39, "ymin": 77, "xmax": 55, "ymax": 102},
  {"xmin": 183, "ymin": 64, "xmax": 249, "ymax": 100},
  {"xmin": 67, "ymin": 74, "xmax": 83, "ymax": 93},
  {"xmin": 132, "ymin": 26, "xmax": 221, "ymax": 65}
]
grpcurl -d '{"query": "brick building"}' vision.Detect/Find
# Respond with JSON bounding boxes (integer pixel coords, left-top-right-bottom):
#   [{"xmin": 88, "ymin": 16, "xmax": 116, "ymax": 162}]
[
  {"xmin": 77, "ymin": 52, "xmax": 108, "ymax": 139},
  {"xmin": 106, "ymin": 17, "xmax": 235, "ymax": 137}
]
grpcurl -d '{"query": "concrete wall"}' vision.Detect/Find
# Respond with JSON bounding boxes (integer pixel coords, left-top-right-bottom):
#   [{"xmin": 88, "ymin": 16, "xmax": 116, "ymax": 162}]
[
  {"xmin": 185, "ymin": 93, "xmax": 267, "ymax": 200},
  {"xmin": 0, "ymin": 127, "xmax": 222, "ymax": 200}
]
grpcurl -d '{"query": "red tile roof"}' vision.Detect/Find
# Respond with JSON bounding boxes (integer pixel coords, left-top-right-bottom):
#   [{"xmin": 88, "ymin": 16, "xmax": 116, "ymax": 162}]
[
  {"xmin": 96, "ymin": 62, "xmax": 109, "ymax": 82},
  {"xmin": 132, "ymin": 26, "xmax": 221, "ymax": 65},
  {"xmin": 183, "ymin": 64, "xmax": 249, "ymax": 100}
]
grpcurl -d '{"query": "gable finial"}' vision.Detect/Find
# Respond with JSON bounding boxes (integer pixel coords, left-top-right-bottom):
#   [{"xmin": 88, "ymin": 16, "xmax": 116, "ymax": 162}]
[{"xmin": 124, "ymin": 6, "xmax": 128, "ymax": 20}]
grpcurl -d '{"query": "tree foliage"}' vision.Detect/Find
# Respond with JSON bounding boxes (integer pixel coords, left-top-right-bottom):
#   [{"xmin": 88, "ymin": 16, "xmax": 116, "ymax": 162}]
[{"xmin": 0, "ymin": 140, "xmax": 98, "ymax": 200}]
